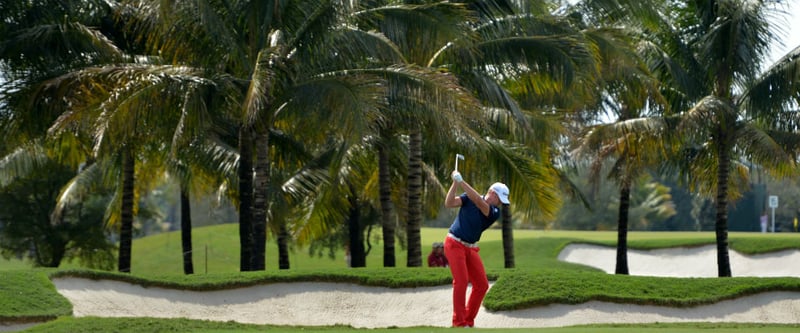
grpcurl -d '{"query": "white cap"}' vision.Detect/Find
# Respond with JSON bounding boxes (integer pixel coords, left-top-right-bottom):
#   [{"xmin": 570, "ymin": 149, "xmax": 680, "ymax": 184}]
[{"xmin": 490, "ymin": 182, "xmax": 510, "ymax": 204}]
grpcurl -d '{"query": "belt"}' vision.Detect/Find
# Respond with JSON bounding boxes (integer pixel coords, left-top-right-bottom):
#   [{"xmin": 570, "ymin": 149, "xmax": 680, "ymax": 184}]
[{"xmin": 448, "ymin": 233, "xmax": 478, "ymax": 248}]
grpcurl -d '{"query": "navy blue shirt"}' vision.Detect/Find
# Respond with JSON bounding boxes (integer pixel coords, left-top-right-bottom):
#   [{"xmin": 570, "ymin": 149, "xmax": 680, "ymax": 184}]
[{"xmin": 448, "ymin": 193, "xmax": 501, "ymax": 243}]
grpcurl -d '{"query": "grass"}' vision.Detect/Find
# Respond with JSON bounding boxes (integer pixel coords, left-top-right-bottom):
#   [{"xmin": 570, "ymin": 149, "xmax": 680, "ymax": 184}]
[
  {"xmin": 487, "ymin": 268, "xmax": 800, "ymax": 310},
  {"xmin": 2, "ymin": 226, "xmax": 800, "ymax": 332},
  {"xmin": 128, "ymin": 227, "xmax": 800, "ymax": 275},
  {"xmin": 0, "ymin": 269, "xmax": 71, "ymax": 322},
  {"xmin": 0, "ymin": 256, "xmax": 30, "ymax": 271}
]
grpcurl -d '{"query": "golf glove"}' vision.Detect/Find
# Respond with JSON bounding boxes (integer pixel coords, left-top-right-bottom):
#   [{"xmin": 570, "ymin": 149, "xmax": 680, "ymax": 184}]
[{"xmin": 452, "ymin": 172, "xmax": 463, "ymax": 183}]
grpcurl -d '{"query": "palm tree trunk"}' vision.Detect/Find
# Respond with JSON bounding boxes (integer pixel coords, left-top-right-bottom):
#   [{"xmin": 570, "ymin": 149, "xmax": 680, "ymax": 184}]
[
  {"xmin": 348, "ymin": 186, "xmax": 366, "ymax": 268},
  {"xmin": 615, "ymin": 182, "xmax": 631, "ymax": 275},
  {"xmin": 180, "ymin": 188, "xmax": 194, "ymax": 275},
  {"xmin": 715, "ymin": 141, "xmax": 732, "ymax": 277},
  {"xmin": 378, "ymin": 141, "xmax": 395, "ymax": 267},
  {"xmin": 501, "ymin": 204, "xmax": 514, "ymax": 268},
  {"xmin": 406, "ymin": 130, "xmax": 423, "ymax": 267},
  {"xmin": 238, "ymin": 126, "xmax": 254, "ymax": 271},
  {"xmin": 252, "ymin": 132, "xmax": 270, "ymax": 271},
  {"xmin": 118, "ymin": 147, "xmax": 134, "ymax": 273},
  {"xmin": 277, "ymin": 223, "xmax": 290, "ymax": 269}
]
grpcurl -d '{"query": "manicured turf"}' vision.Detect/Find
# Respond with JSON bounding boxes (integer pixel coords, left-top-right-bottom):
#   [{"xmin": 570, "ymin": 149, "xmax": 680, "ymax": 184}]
[
  {"xmin": 0, "ymin": 269, "xmax": 71, "ymax": 321},
  {"xmin": 128, "ymin": 226, "xmax": 800, "ymax": 275}
]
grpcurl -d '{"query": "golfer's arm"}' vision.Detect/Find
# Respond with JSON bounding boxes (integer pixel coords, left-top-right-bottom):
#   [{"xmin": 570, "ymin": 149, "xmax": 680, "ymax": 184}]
[
  {"xmin": 460, "ymin": 180, "xmax": 490, "ymax": 216},
  {"xmin": 444, "ymin": 182, "xmax": 461, "ymax": 208}
]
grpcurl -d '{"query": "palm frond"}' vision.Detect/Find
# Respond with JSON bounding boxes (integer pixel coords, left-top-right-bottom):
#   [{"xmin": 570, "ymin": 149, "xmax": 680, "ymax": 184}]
[
  {"xmin": 678, "ymin": 95, "xmax": 736, "ymax": 139},
  {"xmin": 483, "ymin": 138, "xmax": 561, "ymax": 219},
  {"xmin": 0, "ymin": 143, "xmax": 49, "ymax": 186},
  {"xmin": 460, "ymin": 71, "xmax": 528, "ymax": 130},
  {"xmin": 51, "ymin": 161, "xmax": 104, "ymax": 224},
  {"xmin": 705, "ymin": 0, "xmax": 773, "ymax": 86},
  {"xmin": 0, "ymin": 0, "xmax": 121, "ymax": 77},
  {"xmin": 281, "ymin": 70, "xmax": 387, "ymax": 145},
  {"xmin": 737, "ymin": 123, "xmax": 796, "ymax": 177},
  {"xmin": 353, "ymin": 1, "xmax": 477, "ymax": 64},
  {"xmin": 571, "ymin": 0, "xmax": 665, "ymax": 31},
  {"xmin": 301, "ymin": 28, "xmax": 409, "ymax": 70},
  {"xmin": 742, "ymin": 45, "xmax": 800, "ymax": 122},
  {"xmin": 574, "ymin": 117, "xmax": 667, "ymax": 157}
]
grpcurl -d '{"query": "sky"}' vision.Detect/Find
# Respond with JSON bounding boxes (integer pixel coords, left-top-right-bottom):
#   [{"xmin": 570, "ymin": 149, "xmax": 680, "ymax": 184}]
[{"xmin": 766, "ymin": 1, "xmax": 800, "ymax": 66}]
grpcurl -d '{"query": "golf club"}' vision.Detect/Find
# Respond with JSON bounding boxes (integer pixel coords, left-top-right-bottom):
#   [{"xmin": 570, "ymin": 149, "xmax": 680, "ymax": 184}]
[{"xmin": 455, "ymin": 153, "xmax": 464, "ymax": 171}]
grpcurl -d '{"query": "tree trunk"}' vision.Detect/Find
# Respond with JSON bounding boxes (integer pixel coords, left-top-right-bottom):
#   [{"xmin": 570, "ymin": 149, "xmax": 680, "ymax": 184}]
[
  {"xmin": 378, "ymin": 141, "xmax": 395, "ymax": 267},
  {"xmin": 43, "ymin": 206, "xmax": 69, "ymax": 267},
  {"xmin": 501, "ymin": 204, "xmax": 514, "ymax": 268},
  {"xmin": 277, "ymin": 223, "xmax": 290, "ymax": 269},
  {"xmin": 406, "ymin": 130, "xmax": 423, "ymax": 267},
  {"xmin": 118, "ymin": 148, "xmax": 134, "ymax": 273},
  {"xmin": 615, "ymin": 182, "xmax": 630, "ymax": 275},
  {"xmin": 252, "ymin": 132, "xmax": 270, "ymax": 271},
  {"xmin": 180, "ymin": 189, "xmax": 194, "ymax": 275},
  {"xmin": 44, "ymin": 241, "xmax": 66, "ymax": 268},
  {"xmin": 41, "ymin": 227, "xmax": 67, "ymax": 268},
  {"xmin": 715, "ymin": 140, "xmax": 732, "ymax": 277},
  {"xmin": 348, "ymin": 187, "xmax": 366, "ymax": 268},
  {"xmin": 238, "ymin": 127, "xmax": 254, "ymax": 271}
]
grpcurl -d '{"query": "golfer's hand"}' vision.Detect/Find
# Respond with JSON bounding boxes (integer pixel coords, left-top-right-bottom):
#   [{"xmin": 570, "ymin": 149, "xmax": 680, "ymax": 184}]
[{"xmin": 452, "ymin": 171, "xmax": 463, "ymax": 183}]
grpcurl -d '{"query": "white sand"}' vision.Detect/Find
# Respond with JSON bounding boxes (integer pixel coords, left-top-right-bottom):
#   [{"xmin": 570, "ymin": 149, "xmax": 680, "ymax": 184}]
[
  {"xmin": 38, "ymin": 244, "xmax": 800, "ymax": 329},
  {"xmin": 558, "ymin": 244, "xmax": 800, "ymax": 278},
  {"xmin": 50, "ymin": 278, "xmax": 800, "ymax": 329}
]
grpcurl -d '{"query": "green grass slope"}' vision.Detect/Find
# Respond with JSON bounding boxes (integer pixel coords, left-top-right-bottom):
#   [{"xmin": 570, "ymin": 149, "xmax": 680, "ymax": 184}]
[
  {"xmin": 129, "ymin": 225, "xmax": 800, "ymax": 275},
  {"xmin": 0, "ymin": 269, "xmax": 71, "ymax": 323}
]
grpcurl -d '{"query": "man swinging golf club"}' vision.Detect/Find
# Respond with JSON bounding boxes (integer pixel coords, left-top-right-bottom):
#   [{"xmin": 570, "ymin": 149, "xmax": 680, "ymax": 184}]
[{"xmin": 443, "ymin": 154, "xmax": 510, "ymax": 328}]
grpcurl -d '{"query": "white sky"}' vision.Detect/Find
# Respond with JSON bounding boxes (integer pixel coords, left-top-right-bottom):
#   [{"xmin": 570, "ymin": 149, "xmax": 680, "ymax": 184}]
[{"xmin": 766, "ymin": 1, "xmax": 800, "ymax": 66}]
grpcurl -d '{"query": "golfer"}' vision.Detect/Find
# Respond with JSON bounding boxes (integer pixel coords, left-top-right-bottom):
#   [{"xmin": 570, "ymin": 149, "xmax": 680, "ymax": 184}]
[{"xmin": 443, "ymin": 170, "xmax": 509, "ymax": 328}]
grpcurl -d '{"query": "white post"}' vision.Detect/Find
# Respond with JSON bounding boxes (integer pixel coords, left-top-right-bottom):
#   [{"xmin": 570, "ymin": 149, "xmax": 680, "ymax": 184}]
[
  {"xmin": 768, "ymin": 195, "xmax": 779, "ymax": 233},
  {"xmin": 771, "ymin": 207, "xmax": 776, "ymax": 233}
]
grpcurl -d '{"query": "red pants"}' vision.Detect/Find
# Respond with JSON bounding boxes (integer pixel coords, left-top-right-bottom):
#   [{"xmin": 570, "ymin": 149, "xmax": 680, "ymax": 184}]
[{"xmin": 444, "ymin": 236, "xmax": 489, "ymax": 327}]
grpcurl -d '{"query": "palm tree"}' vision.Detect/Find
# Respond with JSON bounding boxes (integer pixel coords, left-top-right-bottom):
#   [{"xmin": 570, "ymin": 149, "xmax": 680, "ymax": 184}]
[
  {"xmin": 0, "ymin": 0, "xmax": 161, "ymax": 273},
  {"xmin": 346, "ymin": 1, "xmax": 480, "ymax": 267},
  {"xmin": 457, "ymin": 2, "xmax": 604, "ymax": 266},
  {"xmin": 4, "ymin": 1, "xmax": 220, "ymax": 275},
  {"xmin": 71, "ymin": 63, "xmax": 239, "ymax": 275},
  {"xmin": 638, "ymin": 0, "xmax": 800, "ymax": 276},
  {"xmin": 168, "ymin": 137, "xmax": 240, "ymax": 275},
  {"xmin": 353, "ymin": 0, "xmax": 595, "ymax": 267},
  {"xmin": 0, "ymin": 0, "xmax": 124, "ymax": 159},
  {"xmin": 130, "ymin": 0, "xmax": 403, "ymax": 271},
  {"xmin": 264, "ymin": 134, "xmax": 335, "ymax": 270},
  {"xmin": 564, "ymin": 0, "xmax": 669, "ymax": 274},
  {"xmin": 178, "ymin": 188, "xmax": 193, "ymax": 274},
  {"xmin": 292, "ymin": 139, "xmax": 375, "ymax": 267},
  {"xmin": 349, "ymin": 2, "xmax": 476, "ymax": 267},
  {"xmin": 44, "ymin": 65, "xmax": 221, "ymax": 273}
]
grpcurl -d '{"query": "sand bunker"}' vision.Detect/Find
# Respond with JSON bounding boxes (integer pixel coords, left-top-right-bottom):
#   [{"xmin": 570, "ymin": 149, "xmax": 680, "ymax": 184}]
[
  {"xmin": 558, "ymin": 244, "xmax": 800, "ymax": 278},
  {"xmin": 43, "ymin": 245, "xmax": 800, "ymax": 329}
]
